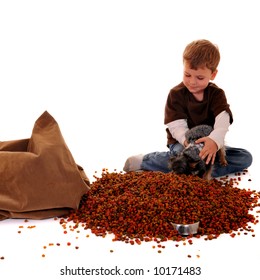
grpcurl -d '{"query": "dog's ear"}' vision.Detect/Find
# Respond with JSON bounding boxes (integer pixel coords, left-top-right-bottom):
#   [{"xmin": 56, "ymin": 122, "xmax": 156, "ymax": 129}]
[
  {"xmin": 168, "ymin": 155, "xmax": 177, "ymax": 170},
  {"xmin": 169, "ymin": 156, "xmax": 190, "ymax": 174}
]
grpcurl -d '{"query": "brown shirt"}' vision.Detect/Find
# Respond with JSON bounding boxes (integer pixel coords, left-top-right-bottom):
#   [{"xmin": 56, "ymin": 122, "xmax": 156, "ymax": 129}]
[{"xmin": 164, "ymin": 82, "xmax": 233, "ymax": 146}]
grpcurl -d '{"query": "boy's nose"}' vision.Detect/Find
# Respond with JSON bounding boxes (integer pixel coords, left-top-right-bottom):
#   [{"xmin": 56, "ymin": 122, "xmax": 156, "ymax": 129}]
[{"xmin": 189, "ymin": 79, "xmax": 196, "ymax": 86}]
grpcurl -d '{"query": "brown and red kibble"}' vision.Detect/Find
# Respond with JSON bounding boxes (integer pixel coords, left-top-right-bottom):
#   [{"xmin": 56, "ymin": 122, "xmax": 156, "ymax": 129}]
[{"xmin": 59, "ymin": 170, "xmax": 260, "ymax": 245}]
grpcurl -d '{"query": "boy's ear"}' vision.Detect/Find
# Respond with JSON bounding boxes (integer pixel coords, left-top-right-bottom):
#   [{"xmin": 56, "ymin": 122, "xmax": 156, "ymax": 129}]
[{"xmin": 210, "ymin": 69, "xmax": 218, "ymax": 80}]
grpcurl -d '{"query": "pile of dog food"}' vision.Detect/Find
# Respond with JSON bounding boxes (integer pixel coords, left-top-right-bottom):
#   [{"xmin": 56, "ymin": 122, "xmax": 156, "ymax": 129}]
[{"xmin": 60, "ymin": 170, "xmax": 260, "ymax": 243}]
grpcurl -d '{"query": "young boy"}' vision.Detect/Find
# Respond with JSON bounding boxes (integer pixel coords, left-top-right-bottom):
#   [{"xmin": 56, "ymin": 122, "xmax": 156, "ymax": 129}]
[{"xmin": 123, "ymin": 39, "xmax": 252, "ymax": 178}]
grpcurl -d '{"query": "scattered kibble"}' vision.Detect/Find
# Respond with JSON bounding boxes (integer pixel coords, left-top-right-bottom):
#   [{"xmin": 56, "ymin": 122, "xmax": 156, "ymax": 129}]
[
  {"xmin": 0, "ymin": 256, "xmax": 4, "ymax": 260},
  {"xmin": 27, "ymin": 225, "xmax": 36, "ymax": 229}
]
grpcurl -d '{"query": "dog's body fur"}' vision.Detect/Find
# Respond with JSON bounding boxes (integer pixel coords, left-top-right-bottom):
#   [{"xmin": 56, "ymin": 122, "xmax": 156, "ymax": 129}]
[{"xmin": 169, "ymin": 125, "xmax": 227, "ymax": 180}]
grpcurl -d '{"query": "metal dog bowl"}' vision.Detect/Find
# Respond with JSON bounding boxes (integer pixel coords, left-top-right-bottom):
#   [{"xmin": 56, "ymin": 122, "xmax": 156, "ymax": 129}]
[{"xmin": 171, "ymin": 221, "xmax": 200, "ymax": 235}]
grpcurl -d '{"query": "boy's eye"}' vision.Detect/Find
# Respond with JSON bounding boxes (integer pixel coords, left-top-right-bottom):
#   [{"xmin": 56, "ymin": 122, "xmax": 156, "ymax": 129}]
[{"xmin": 197, "ymin": 77, "xmax": 204, "ymax": 80}]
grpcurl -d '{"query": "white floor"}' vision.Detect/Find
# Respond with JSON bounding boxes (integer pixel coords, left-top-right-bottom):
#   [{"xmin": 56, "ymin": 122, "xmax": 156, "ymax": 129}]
[{"xmin": 1, "ymin": 1, "xmax": 260, "ymax": 279}]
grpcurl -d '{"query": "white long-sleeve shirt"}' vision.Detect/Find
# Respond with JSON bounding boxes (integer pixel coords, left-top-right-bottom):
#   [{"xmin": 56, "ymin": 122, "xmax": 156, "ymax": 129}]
[{"xmin": 166, "ymin": 110, "xmax": 230, "ymax": 150}]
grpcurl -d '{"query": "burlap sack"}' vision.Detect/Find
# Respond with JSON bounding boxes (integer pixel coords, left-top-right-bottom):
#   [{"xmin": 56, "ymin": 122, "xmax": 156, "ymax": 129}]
[{"xmin": 0, "ymin": 111, "xmax": 90, "ymax": 220}]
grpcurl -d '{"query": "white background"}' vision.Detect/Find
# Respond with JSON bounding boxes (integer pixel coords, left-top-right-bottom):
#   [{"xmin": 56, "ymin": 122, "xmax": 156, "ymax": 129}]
[{"xmin": 0, "ymin": 1, "xmax": 259, "ymax": 279}]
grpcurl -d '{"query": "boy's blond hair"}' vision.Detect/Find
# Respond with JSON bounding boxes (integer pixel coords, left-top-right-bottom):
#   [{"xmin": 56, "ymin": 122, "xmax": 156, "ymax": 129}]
[{"xmin": 183, "ymin": 39, "xmax": 220, "ymax": 72}]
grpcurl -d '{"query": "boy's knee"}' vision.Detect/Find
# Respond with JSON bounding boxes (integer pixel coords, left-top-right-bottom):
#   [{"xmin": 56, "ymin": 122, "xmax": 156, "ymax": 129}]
[{"xmin": 243, "ymin": 150, "xmax": 253, "ymax": 168}]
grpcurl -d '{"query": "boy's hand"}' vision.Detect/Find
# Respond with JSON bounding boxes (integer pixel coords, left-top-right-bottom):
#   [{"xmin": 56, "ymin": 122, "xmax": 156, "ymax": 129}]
[{"xmin": 196, "ymin": 137, "xmax": 218, "ymax": 165}]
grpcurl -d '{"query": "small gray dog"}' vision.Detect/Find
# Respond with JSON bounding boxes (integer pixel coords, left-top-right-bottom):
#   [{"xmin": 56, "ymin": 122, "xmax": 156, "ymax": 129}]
[{"xmin": 169, "ymin": 125, "xmax": 227, "ymax": 180}]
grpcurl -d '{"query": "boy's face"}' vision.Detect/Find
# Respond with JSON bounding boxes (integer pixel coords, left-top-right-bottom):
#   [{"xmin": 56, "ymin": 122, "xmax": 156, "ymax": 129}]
[{"xmin": 183, "ymin": 61, "xmax": 217, "ymax": 95}]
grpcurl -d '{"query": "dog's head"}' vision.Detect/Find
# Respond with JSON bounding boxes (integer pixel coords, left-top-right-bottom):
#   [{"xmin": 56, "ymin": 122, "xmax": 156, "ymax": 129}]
[
  {"xmin": 169, "ymin": 154, "xmax": 190, "ymax": 175},
  {"xmin": 170, "ymin": 154, "xmax": 207, "ymax": 177}
]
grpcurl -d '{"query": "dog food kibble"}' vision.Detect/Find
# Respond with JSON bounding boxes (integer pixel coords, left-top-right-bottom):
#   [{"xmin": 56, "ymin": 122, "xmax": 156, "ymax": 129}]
[{"xmin": 60, "ymin": 171, "xmax": 260, "ymax": 244}]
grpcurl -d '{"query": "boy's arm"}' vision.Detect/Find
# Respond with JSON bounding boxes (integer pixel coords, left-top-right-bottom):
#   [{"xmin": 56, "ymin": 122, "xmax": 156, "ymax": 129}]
[
  {"xmin": 166, "ymin": 119, "xmax": 189, "ymax": 146},
  {"xmin": 208, "ymin": 110, "xmax": 230, "ymax": 149},
  {"xmin": 197, "ymin": 111, "xmax": 230, "ymax": 164}
]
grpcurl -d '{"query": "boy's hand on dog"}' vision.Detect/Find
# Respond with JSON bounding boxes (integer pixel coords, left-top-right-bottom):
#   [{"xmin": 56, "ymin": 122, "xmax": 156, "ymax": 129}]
[{"xmin": 196, "ymin": 137, "xmax": 218, "ymax": 165}]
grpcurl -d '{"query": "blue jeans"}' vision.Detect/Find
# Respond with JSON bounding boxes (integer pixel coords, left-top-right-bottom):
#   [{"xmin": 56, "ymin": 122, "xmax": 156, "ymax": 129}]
[{"xmin": 140, "ymin": 143, "xmax": 253, "ymax": 178}]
